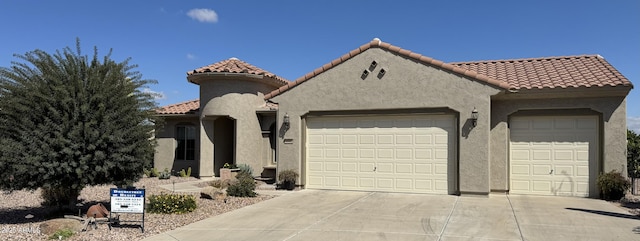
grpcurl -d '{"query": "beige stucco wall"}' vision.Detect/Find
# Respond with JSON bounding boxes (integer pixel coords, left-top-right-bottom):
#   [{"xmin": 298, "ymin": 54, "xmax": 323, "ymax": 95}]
[
  {"xmin": 271, "ymin": 48, "xmax": 502, "ymax": 194},
  {"xmin": 197, "ymin": 76, "xmax": 281, "ymax": 177},
  {"xmin": 490, "ymin": 94, "xmax": 629, "ymax": 193},
  {"xmin": 154, "ymin": 117, "xmax": 200, "ymax": 176}
]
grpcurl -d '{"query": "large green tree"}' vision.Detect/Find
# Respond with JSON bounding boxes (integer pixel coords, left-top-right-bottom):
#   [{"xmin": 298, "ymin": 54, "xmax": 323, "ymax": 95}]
[
  {"xmin": 0, "ymin": 40, "xmax": 158, "ymax": 206},
  {"xmin": 629, "ymin": 130, "xmax": 640, "ymax": 178}
]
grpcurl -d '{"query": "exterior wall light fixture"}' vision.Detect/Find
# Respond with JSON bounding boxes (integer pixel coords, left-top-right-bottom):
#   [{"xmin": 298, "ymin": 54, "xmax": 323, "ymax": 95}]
[
  {"xmin": 471, "ymin": 107, "xmax": 479, "ymax": 127},
  {"xmin": 283, "ymin": 113, "xmax": 290, "ymax": 129}
]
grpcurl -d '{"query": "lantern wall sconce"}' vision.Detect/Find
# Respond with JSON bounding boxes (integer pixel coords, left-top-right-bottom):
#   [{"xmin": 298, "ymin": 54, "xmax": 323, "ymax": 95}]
[
  {"xmin": 283, "ymin": 113, "xmax": 290, "ymax": 129},
  {"xmin": 471, "ymin": 107, "xmax": 479, "ymax": 127}
]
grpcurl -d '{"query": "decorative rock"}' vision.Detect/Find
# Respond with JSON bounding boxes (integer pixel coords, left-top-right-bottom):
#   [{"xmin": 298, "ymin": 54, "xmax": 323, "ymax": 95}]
[
  {"xmin": 39, "ymin": 218, "xmax": 83, "ymax": 236},
  {"xmin": 200, "ymin": 186, "xmax": 227, "ymax": 201},
  {"xmin": 86, "ymin": 203, "xmax": 109, "ymax": 218}
]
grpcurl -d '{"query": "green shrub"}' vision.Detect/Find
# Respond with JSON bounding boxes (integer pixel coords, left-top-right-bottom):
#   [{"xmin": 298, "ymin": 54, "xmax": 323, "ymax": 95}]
[
  {"xmin": 210, "ymin": 179, "xmax": 232, "ymax": 189},
  {"xmin": 597, "ymin": 170, "xmax": 630, "ymax": 200},
  {"xmin": 147, "ymin": 193, "xmax": 197, "ymax": 214},
  {"xmin": 179, "ymin": 169, "xmax": 187, "ymax": 177},
  {"xmin": 278, "ymin": 169, "xmax": 299, "ymax": 183},
  {"xmin": 49, "ymin": 228, "xmax": 74, "ymax": 240},
  {"xmin": 186, "ymin": 167, "xmax": 192, "ymax": 177},
  {"xmin": 41, "ymin": 186, "xmax": 82, "ymax": 207},
  {"xmin": 149, "ymin": 168, "xmax": 159, "ymax": 177},
  {"xmin": 238, "ymin": 164, "xmax": 253, "ymax": 176},
  {"xmin": 227, "ymin": 171, "xmax": 256, "ymax": 197},
  {"xmin": 158, "ymin": 168, "xmax": 171, "ymax": 179},
  {"xmin": 143, "ymin": 168, "xmax": 151, "ymax": 177}
]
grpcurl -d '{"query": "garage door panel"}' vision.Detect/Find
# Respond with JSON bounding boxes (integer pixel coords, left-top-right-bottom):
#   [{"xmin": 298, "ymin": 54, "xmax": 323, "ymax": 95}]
[
  {"xmin": 376, "ymin": 163, "xmax": 393, "ymax": 173},
  {"xmin": 532, "ymin": 165, "xmax": 552, "ymax": 175},
  {"xmin": 306, "ymin": 115, "xmax": 455, "ymax": 194},
  {"xmin": 415, "ymin": 164, "xmax": 432, "ymax": 174},
  {"xmin": 396, "ymin": 179, "xmax": 413, "ymax": 189},
  {"xmin": 342, "ymin": 135, "xmax": 357, "ymax": 144},
  {"xmin": 510, "ymin": 116, "xmax": 597, "ymax": 197},
  {"xmin": 324, "ymin": 176, "xmax": 340, "ymax": 187},
  {"xmin": 360, "ymin": 135, "xmax": 375, "ymax": 144},
  {"xmin": 532, "ymin": 150, "xmax": 551, "ymax": 161},
  {"xmin": 360, "ymin": 178, "xmax": 375, "ymax": 188},
  {"xmin": 342, "ymin": 177, "xmax": 357, "ymax": 187},
  {"xmin": 415, "ymin": 135, "xmax": 432, "ymax": 144}
]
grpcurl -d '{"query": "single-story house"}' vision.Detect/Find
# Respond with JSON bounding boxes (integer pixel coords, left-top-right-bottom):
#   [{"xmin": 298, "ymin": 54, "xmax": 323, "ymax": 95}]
[{"xmin": 155, "ymin": 38, "xmax": 633, "ymax": 197}]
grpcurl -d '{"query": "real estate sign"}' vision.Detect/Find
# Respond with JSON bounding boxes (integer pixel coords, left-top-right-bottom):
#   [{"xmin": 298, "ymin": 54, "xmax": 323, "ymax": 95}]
[{"xmin": 110, "ymin": 188, "xmax": 145, "ymax": 213}]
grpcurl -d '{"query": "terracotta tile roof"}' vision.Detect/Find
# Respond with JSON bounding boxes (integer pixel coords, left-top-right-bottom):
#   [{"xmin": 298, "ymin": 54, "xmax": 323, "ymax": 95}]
[
  {"xmin": 264, "ymin": 38, "xmax": 632, "ymax": 99},
  {"xmin": 264, "ymin": 38, "xmax": 510, "ymax": 99},
  {"xmin": 450, "ymin": 55, "xmax": 632, "ymax": 90},
  {"xmin": 188, "ymin": 57, "xmax": 289, "ymax": 86},
  {"xmin": 156, "ymin": 99, "xmax": 199, "ymax": 115}
]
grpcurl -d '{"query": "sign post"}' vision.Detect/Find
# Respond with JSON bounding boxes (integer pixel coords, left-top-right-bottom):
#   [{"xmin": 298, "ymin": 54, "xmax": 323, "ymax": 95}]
[{"xmin": 109, "ymin": 188, "xmax": 145, "ymax": 232}]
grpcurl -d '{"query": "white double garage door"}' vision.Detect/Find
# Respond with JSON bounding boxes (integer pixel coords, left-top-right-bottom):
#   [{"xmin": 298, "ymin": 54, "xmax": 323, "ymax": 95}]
[
  {"xmin": 305, "ymin": 114, "xmax": 597, "ymax": 197},
  {"xmin": 306, "ymin": 115, "xmax": 456, "ymax": 194}
]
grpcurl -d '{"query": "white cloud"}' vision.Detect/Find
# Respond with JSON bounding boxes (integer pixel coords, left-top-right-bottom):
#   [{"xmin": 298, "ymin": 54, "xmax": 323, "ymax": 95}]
[
  {"xmin": 142, "ymin": 88, "xmax": 166, "ymax": 100},
  {"xmin": 629, "ymin": 116, "xmax": 640, "ymax": 133},
  {"xmin": 186, "ymin": 8, "xmax": 218, "ymax": 23},
  {"xmin": 186, "ymin": 53, "xmax": 196, "ymax": 60}
]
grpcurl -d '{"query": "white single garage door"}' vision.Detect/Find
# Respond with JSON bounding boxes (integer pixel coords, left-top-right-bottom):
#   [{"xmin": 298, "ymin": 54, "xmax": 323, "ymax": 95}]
[
  {"xmin": 306, "ymin": 115, "xmax": 456, "ymax": 194},
  {"xmin": 510, "ymin": 116, "xmax": 598, "ymax": 197}
]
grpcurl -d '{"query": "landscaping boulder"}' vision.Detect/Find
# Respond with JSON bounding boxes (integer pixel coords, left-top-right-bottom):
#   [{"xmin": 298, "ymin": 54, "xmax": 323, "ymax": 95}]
[
  {"xmin": 86, "ymin": 203, "xmax": 109, "ymax": 218},
  {"xmin": 200, "ymin": 186, "xmax": 226, "ymax": 201},
  {"xmin": 39, "ymin": 218, "xmax": 83, "ymax": 236}
]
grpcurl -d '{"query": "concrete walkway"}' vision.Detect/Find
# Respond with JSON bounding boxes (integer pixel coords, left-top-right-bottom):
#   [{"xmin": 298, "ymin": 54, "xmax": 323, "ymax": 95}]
[{"xmin": 143, "ymin": 190, "xmax": 640, "ymax": 241}]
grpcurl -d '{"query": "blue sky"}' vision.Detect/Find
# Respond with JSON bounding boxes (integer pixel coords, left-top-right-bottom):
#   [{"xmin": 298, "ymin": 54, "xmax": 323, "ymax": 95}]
[{"xmin": 1, "ymin": 1, "xmax": 638, "ymax": 131}]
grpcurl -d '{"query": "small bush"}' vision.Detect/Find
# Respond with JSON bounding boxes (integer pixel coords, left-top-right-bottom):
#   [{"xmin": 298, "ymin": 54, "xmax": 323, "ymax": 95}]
[
  {"xmin": 227, "ymin": 171, "xmax": 257, "ymax": 197},
  {"xmin": 49, "ymin": 228, "xmax": 74, "ymax": 240},
  {"xmin": 179, "ymin": 169, "xmax": 187, "ymax": 177},
  {"xmin": 597, "ymin": 170, "xmax": 630, "ymax": 200},
  {"xmin": 186, "ymin": 167, "xmax": 192, "ymax": 177},
  {"xmin": 143, "ymin": 169, "xmax": 151, "ymax": 177},
  {"xmin": 149, "ymin": 168, "xmax": 159, "ymax": 177},
  {"xmin": 278, "ymin": 169, "xmax": 299, "ymax": 183},
  {"xmin": 147, "ymin": 193, "xmax": 197, "ymax": 214},
  {"xmin": 41, "ymin": 186, "xmax": 82, "ymax": 207},
  {"xmin": 158, "ymin": 168, "xmax": 171, "ymax": 179},
  {"xmin": 210, "ymin": 179, "xmax": 232, "ymax": 189},
  {"xmin": 238, "ymin": 164, "xmax": 253, "ymax": 176}
]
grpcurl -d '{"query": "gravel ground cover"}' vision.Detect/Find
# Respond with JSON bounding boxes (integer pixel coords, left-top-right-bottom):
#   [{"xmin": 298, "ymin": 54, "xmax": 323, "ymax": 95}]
[{"xmin": 0, "ymin": 177, "xmax": 273, "ymax": 241}]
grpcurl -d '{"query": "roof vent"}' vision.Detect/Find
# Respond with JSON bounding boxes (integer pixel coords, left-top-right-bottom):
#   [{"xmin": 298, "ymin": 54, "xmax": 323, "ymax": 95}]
[
  {"xmin": 372, "ymin": 38, "xmax": 382, "ymax": 45},
  {"xmin": 229, "ymin": 57, "xmax": 239, "ymax": 60}
]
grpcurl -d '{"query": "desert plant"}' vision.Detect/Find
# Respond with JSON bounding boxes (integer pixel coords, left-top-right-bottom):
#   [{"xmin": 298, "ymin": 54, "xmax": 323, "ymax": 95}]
[
  {"xmin": 158, "ymin": 168, "xmax": 171, "ymax": 180},
  {"xmin": 186, "ymin": 167, "xmax": 192, "ymax": 177},
  {"xmin": 238, "ymin": 164, "xmax": 253, "ymax": 176},
  {"xmin": 179, "ymin": 169, "xmax": 187, "ymax": 177},
  {"xmin": 597, "ymin": 170, "xmax": 630, "ymax": 200},
  {"xmin": 49, "ymin": 228, "xmax": 74, "ymax": 240},
  {"xmin": 278, "ymin": 169, "xmax": 299, "ymax": 190},
  {"xmin": 209, "ymin": 179, "xmax": 238, "ymax": 189},
  {"xmin": 0, "ymin": 39, "xmax": 158, "ymax": 206},
  {"xmin": 143, "ymin": 169, "xmax": 151, "ymax": 177},
  {"xmin": 278, "ymin": 169, "xmax": 299, "ymax": 183},
  {"xmin": 149, "ymin": 168, "xmax": 159, "ymax": 178},
  {"xmin": 147, "ymin": 193, "xmax": 197, "ymax": 214},
  {"xmin": 41, "ymin": 185, "xmax": 83, "ymax": 207},
  {"xmin": 222, "ymin": 162, "xmax": 237, "ymax": 169},
  {"xmin": 227, "ymin": 171, "xmax": 256, "ymax": 197}
]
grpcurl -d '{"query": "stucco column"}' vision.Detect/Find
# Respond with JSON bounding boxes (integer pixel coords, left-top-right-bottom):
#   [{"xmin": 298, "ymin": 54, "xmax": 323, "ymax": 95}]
[
  {"xmin": 199, "ymin": 117, "xmax": 216, "ymax": 177},
  {"xmin": 458, "ymin": 105, "xmax": 491, "ymax": 195}
]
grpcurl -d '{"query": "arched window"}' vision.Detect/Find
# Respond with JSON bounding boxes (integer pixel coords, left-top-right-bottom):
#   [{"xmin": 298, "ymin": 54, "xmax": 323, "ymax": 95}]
[{"xmin": 176, "ymin": 125, "xmax": 196, "ymax": 161}]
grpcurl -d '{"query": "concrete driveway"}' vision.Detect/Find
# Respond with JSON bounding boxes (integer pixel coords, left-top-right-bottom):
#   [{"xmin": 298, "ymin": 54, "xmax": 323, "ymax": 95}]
[{"xmin": 143, "ymin": 190, "xmax": 640, "ymax": 241}]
